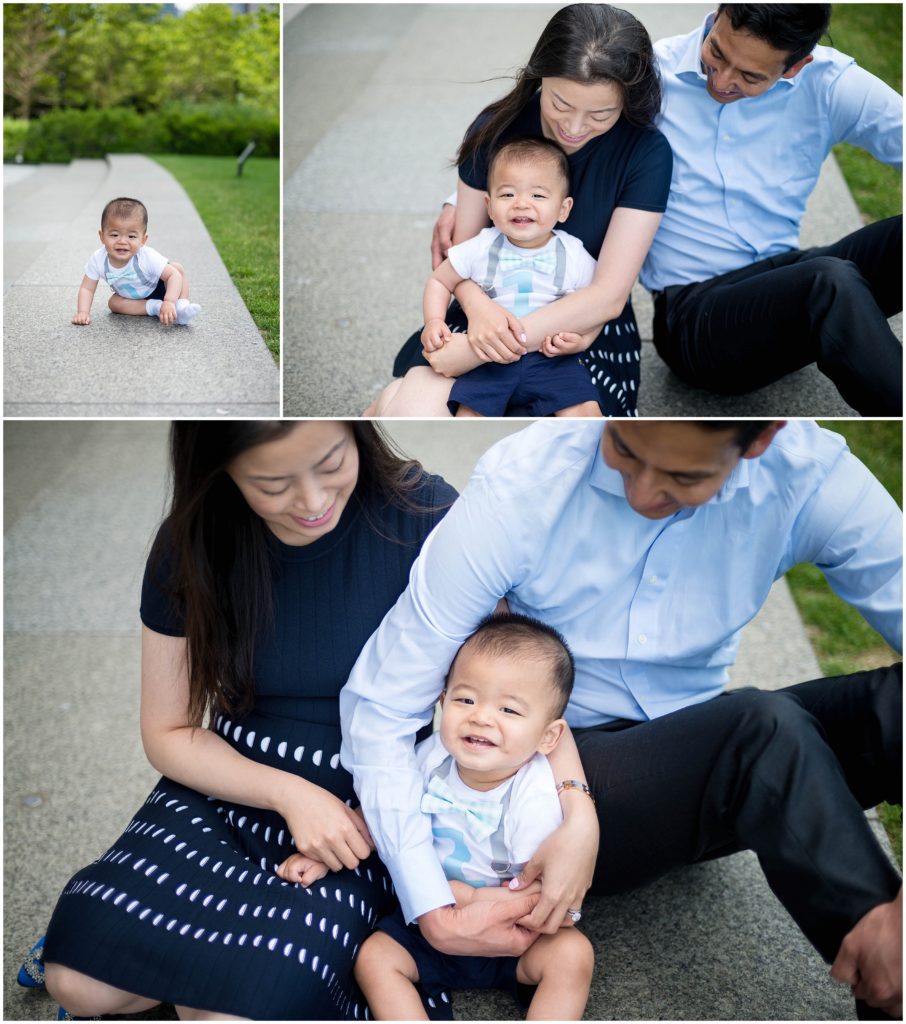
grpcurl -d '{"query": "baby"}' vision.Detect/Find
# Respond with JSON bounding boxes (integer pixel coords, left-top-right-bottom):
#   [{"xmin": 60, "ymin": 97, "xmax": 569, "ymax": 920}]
[
  {"xmin": 424, "ymin": 138, "xmax": 602, "ymax": 418},
  {"xmin": 73, "ymin": 197, "xmax": 201, "ymax": 327},
  {"xmin": 344, "ymin": 613, "xmax": 593, "ymax": 1020}
]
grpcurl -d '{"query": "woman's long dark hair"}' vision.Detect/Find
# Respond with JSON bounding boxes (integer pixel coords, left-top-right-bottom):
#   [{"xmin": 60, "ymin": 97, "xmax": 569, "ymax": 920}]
[
  {"xmin": 154, "ymin": 421, "xmax": 431, "ymax": 726},
  {"xmin": 457, "ymin": 4, "xmax": 661, "ymax": 170}
]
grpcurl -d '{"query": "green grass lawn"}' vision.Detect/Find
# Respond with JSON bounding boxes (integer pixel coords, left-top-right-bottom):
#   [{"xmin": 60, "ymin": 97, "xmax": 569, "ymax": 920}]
[
  {"xmin": 786, "ymin": 421, "xmax": 902, "ymax": 863},
  {"xmin": 825, "ymin": 5, "xmax": 902, "ymax": 222},
  {"xmin": 153, "ymin": 155, "xmax": 279, "ymax": 360}
]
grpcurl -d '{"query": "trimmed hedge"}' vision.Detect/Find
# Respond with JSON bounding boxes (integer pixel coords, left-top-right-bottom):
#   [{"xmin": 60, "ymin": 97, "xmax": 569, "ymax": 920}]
[
  {"xmin": 5, "ymin": 103, "xmax": 278, "ymax": 163},
  {"xmin": 4, "ymin": 118, "xmax": 30, "ymax": 162}
]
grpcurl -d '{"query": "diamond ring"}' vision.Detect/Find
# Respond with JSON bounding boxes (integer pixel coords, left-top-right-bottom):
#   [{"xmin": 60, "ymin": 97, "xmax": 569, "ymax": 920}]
[{"xmin": 567, "ymin": 908, "xmax": 582, "ymax": 924}]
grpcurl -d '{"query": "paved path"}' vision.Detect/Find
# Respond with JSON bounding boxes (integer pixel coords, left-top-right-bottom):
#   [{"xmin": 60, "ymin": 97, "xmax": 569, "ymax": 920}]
[
  {"xmin": 3, "ymin": 155, "xmax": 279, "ymax": 417},
  {"xmin": 283, "ymin": 3, "xmax": 901, "ymax": 417},
  {"xmin": 6, "ymin": 421, "xmax": 894, "ymax": 1021}
]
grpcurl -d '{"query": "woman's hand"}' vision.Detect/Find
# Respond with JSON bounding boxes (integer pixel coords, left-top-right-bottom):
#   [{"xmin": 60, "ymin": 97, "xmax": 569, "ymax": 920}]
[
  {"xmin": 464, "ymin": 301, "xmax": 527, "ymax": 363},
  {"xmin": 418, "ymin": 892, "xmax": 542, "ymax": 957},
  {"xmin": 277, "ymin": 777, "xmax": 375, "ymax": 873},
  {"xmin": 509, "ymin": 799, "xmax": 599, "ymax": 934},
  {"xmin": 432, "ymin": 204, "xmax": 457, "ymax": 270}
]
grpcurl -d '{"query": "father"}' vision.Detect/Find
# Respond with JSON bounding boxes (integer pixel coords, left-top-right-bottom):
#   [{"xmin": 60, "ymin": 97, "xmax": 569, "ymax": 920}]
[
  {"xmin": 643, "ymin": 4, "xmax": 902, "ymax": 415},
  {"xmin": 342, "ymin": 420, "xmax": 902, "ymax": 1017}
]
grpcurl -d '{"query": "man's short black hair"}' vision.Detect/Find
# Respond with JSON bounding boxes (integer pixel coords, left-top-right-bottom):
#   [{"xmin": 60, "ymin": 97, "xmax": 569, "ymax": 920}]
[
  {"xmin": 692, "ymin": 420, "xmax": 775, "ymax": 451},
  {"xmin": 716, "ymin": 5, "xmax": 831, "ymax": 69},
  {"xmin": 487, "ymin": 137, "xmax": 571, "ymax": 197},
  {"xmin": 446, "ymin": 611, "xmax": 575, "ymax": 718}
]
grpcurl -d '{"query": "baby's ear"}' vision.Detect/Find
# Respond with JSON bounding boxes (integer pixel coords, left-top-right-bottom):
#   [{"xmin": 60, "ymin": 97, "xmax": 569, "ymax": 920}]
[
  {"xmin": 538, "ymin": 718, "xmax": 567, "ymax": 755},
  {"xmin": 558, "ymin": 196, "xmax": 574, "ymax": 224}
]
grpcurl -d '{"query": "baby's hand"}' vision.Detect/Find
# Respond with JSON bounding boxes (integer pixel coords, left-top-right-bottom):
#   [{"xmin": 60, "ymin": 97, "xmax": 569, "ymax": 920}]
[
  {"xmin": 159, "ymin": 300, "xmax": 178, "ymax": 326},
  {"xmin": 276, "ymin": 853, "xmax": 329, "ymax": 887},
  {"xmin": 421, "ymin": 318, "xmax": 453, "ymax": 353},
  {"xmin": 72, "ymin": 311, "xmax": 91, "ymax": 326},
  {"xmin": 542, "ymin": 331, "xmax": 588, "ymax": 357}
]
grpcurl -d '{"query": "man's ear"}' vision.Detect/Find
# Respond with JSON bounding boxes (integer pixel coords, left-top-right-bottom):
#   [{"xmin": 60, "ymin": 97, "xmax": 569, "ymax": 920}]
[
  {"xmin": 537, "ymin": 718, "xmax": 567, "ymax": 755},
  {"xmin": 742, "ymin": 420, "xmax": 787, "ymax": 460},
  {"xmin": 781, "ymin": 54, "xmax": 813, "ymax": 80}
]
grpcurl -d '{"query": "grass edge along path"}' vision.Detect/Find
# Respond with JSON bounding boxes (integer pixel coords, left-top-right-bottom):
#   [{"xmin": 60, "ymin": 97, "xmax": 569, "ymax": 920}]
[
  {"xmin": 153, "ymin": 154, "xmax": 279, "ymax": 361},
  {"xmin": 787, "ymin": 421, "xmax": 902, "ymax": 864}
]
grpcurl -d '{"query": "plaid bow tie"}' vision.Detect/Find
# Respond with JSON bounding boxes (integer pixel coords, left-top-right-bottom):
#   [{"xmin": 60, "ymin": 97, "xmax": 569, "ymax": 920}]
[
  {"xmin": 421, "ymin": 773, "xmax": 503, "ymax": 841},
  {"xmin": 498, "ymin": 248, "xmax": 557, "ymax": 275}
]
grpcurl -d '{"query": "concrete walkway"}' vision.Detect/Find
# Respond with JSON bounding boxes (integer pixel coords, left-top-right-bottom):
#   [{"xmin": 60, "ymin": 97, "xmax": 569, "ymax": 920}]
[
  {"xmin": 5, "ymin": 421, "xmax": 895, "ymax": 1021},
  {"xmin": 3, "ymin": 155, "xmax": 279, "ymax": 417},
  {"xmin": 283, "ymin": 3, "xmax": 901, "ymax": 418}
]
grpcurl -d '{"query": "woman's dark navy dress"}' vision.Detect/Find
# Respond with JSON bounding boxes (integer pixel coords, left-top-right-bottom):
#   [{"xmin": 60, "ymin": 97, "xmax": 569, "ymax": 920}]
[
  {"xmin": 394, "ymin": 93, "xmax": 673, "ymax": 415},
  {"xmin": 43, "ymin": 475, "xmax": 456, "ymax": 1020}
]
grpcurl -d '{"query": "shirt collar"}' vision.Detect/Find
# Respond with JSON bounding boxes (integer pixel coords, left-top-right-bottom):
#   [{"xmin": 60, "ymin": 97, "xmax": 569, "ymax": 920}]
[
  {"xmin": 589, "ymin": 425, "xmax": 753, "ymax": 508},
  {"xmin": 676, "ymin": 10, "xmax": 797, "ymax": 93}
]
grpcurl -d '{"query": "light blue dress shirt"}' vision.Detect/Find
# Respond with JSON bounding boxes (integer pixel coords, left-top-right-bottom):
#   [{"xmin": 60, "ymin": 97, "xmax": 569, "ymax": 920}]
[
  {"xmin": 340, "ymin": 421, "xmax": 902, "ymax": 922},
  {"xmin": 640, "ymin": 13, "xmax": 903, "ymax": 292}
]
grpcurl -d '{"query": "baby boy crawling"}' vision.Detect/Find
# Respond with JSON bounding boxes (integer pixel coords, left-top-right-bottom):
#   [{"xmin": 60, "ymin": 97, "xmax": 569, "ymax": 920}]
[{"xmin": 73, "ymin": 197, "xmax": 201, "ymax": 327}]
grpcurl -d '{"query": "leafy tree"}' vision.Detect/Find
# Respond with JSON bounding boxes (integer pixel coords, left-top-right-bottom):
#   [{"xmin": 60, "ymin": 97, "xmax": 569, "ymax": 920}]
[{"xmin": 3, "ymin": 3, "xmax": 278, "ymax": 118}]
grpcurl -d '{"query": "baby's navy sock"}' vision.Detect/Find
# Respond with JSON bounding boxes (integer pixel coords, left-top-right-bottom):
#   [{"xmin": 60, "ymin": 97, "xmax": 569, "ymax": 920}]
[
  {"xmin": 145, "ymin": 298, "xmax": 162, "ymax": 318},
  {"xmin": 176, "ymin": 298, "xmax": 202, "ymax": 325}
]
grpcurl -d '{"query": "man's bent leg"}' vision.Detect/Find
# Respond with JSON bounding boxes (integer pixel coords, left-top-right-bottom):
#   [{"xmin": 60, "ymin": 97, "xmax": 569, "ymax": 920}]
[
  {"xmin": 653, "ymin": 229, "xmax": 902, "ymax": 414},
  {"xmin": 575, "ymin": 679, "xmax": 901, "ymax": 962},
  {"xmin": 800, "ymin": 217, "xmax": 902, "ymax": 318}
]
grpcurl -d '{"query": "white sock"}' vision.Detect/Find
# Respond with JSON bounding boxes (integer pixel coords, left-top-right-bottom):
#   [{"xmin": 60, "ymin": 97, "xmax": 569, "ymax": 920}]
[
  {"xmin": 146, "ymin": 298, "xmax": 162, "ymax": 317},
  {"xmin": 176, "ymin": 298, "xmax": 201, "ymax": 326}
]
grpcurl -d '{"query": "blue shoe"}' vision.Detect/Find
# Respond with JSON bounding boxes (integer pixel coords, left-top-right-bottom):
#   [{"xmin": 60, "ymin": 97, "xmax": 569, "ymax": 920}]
[
  {"xmin": 56, "ymin": 1008, "xmax": 101, "ymax": 1021},
  {"xmin": 17, "ymin": 935, "xmax": 46, "ymax": 989}
]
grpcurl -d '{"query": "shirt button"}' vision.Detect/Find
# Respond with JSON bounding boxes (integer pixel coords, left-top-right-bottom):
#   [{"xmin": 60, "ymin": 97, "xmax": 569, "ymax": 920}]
[
  {"xmin": 649, "ymin": 574, "xmax": 659, "ymax": 584},
  {"xmin": 723, "ymin": 133, "xmax": 731, "ymax": 141},
  {"xmin": 637, "ymin": 634, "xmax": 647, "ymax": 645}
]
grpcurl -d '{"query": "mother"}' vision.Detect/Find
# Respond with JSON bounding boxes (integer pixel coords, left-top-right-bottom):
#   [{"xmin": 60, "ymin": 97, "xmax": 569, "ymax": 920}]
[
  {"xmin": 375, "ymin": 3, "xmax": 672, "ymax": 417},
  {"xmin": 31, "ymin": 421, "xmax": 460, "ymax": 1020}
]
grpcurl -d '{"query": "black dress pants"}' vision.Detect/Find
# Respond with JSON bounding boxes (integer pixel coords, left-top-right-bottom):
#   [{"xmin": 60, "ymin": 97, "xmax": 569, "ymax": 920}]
[
  {"xmin": 652, "ymin": 216, "xmax": 903, "ymax": 415},
  {"xmin": 574, "ymin": 664, "xmax": 902, "ymax": 963}
]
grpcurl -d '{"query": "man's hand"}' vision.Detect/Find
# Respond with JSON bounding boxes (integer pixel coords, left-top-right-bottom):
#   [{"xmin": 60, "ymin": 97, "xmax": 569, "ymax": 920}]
[
  {"xmin": 831, "ymin": 889, "xmax": 902, "ymax": 1016},
  {"xmin": 72, "ymin": 311, "xmax": 91, "ymax": 326},
  {"xmin": 422, "ymin": 318, "xmax": 452, "ymax": 353},
  {"xmin": 541, "ymin": 331, "xmax": 593, "ymax": 357},
  {"xmin": 159, "ymin": 300, "xmax": 178, "ymax": 326},
  {"xmin": 431, "ymin": 204, "xmax": 457, "ymax": 270},
  {"xmin": 418, "ymin": 892, "xmax": 541, "ymax": 957}
]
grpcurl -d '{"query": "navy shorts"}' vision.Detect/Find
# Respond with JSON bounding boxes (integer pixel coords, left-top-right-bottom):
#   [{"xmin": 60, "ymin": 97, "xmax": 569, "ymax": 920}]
[
  {"xmin": 449, "ymin": 351, "xmax": 601, "ymax": 417},
  {"xmin": 145, "ymin": 278, "xmax": 168, "ymax": 301},
  {"xmin": 376, "ymin": 906, "xmax": 525, "ymax": 1002}
]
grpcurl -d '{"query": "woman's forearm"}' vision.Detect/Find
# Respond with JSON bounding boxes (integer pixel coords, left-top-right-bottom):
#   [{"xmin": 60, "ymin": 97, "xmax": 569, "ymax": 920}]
[
  {"xmin": 548, "ymin": 726, "xmax": 598, "ymax": 826},
  {"xmin": 142, "ymin": 722, "xmax": 307, "ymax": 820},
  {"xmin": 522, "ymin": 283, "xmax": 620, "ymax": 348}
]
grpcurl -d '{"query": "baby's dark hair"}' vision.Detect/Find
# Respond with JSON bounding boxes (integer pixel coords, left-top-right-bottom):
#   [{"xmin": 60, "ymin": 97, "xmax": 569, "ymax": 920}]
[
  {"xmin": 447, "ymin": 611, "xmax": 575, "ymax": 718},
  {"xmin": 487, "ymin": 137, "xmax": 571, "ymax": 197},
  {"xmin": 101, "ymin": 197, "xmax": 148, "ymax": 230}
]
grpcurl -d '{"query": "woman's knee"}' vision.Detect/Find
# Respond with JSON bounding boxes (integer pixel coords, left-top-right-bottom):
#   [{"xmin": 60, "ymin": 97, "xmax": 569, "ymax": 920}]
[{"xmin": 45, "ymin": 962, "xmax": 103, "ymax": 1014}]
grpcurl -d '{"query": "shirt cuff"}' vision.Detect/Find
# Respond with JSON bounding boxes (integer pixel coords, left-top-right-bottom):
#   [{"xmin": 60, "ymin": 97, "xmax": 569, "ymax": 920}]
[{"xmin": 384, "ymin": 838, "xmax": 454, "ymax": 924}]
